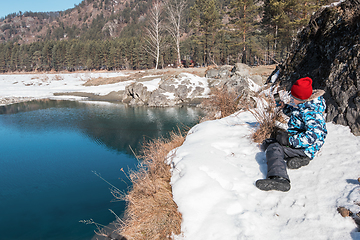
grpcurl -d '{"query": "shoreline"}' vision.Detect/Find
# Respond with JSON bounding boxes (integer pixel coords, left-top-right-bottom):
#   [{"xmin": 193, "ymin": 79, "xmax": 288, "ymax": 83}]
[
  {"xmin": 0, "ymin": 67, "xmax": 209, "ymax": 107},
  {"xmin": 0, "ymin": 65, "xmax": 276, "ymax": 107}
]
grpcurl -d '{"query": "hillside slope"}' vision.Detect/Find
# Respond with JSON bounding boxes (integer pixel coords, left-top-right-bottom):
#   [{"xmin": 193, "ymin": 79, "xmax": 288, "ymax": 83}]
[{"xmin": 0, "ymin": 0, "xmax": 145, "ymax": 44}]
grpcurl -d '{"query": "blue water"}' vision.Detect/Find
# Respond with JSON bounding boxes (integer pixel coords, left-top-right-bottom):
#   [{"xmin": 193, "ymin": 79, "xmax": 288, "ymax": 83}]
[{"xmin": 0, "ymin": 100, "xmax": 203, "ymax": 240}]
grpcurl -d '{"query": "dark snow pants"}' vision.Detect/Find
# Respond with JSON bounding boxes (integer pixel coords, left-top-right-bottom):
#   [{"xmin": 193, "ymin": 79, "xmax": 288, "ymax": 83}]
[{"xmin": 265, "ymin": 142, "xmax": 308, "ymax": 181}]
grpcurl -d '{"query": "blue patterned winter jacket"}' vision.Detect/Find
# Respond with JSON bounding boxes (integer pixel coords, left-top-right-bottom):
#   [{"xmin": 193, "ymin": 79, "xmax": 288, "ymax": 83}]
[{"xmin": 283, "ymin": 91, "xmax": 327, "ymax": 159}]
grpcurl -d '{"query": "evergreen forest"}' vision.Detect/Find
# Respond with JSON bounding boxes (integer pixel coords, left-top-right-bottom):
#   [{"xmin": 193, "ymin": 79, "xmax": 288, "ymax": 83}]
[{"xmin": 0, "ymin": 0, "xmax": 333, "ymax": 72}]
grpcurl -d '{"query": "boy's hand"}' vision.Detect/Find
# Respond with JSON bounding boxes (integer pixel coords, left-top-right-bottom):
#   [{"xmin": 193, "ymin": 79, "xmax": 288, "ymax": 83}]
[
  {"xmin": 276, "ymin": 131, "xmax": 290, "ymax": 146},
  {"xmin": 274, "ymin": 93, "xmax": 284, "ymax": 108}
]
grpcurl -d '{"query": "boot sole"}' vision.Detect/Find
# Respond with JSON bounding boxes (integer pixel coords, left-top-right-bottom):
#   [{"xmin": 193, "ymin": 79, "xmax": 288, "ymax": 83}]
[
  {"xmin": 256, "ymin": 179, "xmax": 291, "ymax": 192},
  {"xmin": 287, "ymin": 158, "xmax": 310, "ymax": 169}
]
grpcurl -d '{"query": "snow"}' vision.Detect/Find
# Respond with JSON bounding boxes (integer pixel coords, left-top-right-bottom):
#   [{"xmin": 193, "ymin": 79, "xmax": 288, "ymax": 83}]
[
  {"xmin": 0, "ymin": 71, "xmax": 210, "ymax": 105},
  {"xmin": 169, "ymin": 111, "xmax": 360, "ymax": 240},
  {"xmin": 0, "ymin": 72, "xmax": 132, "ymax": 101},
  {"xmin": 174, "ymin": 73, "xmax": 211, "ymax": 98},
  {"xmin": 141, "ymin": 75, "xmax": 162, "ymax": 78},
  {"xmin": 141, "ymin": 78, "xmax": 162, "ymax": 92},
  {"xmin": 247, "ymin": 77, "xmax": 261, "ymax": 92},
  {"xmin": 163, "ymin": 92, "xmax": 176, "ymax": 100},
  {"xmin": 270, "ymin": 70, "xmax": 279, "ymax": 83},
  {"xmin": 323, "ymin": 0, "xmax": 345, "ymax": 8}
]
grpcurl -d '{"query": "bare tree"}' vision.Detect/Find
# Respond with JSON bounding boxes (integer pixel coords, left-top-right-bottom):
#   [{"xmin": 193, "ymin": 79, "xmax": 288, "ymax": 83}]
[
  {"xmin": 144, "ymin": 0, "xmax": 163, "ymax": 69},
  {"xmin": 165, "ymin": 0, "xmax": 187, "ymax": 68}
]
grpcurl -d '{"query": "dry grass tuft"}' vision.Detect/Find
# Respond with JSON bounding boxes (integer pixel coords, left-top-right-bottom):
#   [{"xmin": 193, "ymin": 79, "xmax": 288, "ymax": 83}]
[
  {"xmin": 249, "ymin": 93, "xmax": 284, "ymax": 143},
  {"xmin": 201, "ymin": 86, "xmax": 240, "ymax": 120},
  {"xmin": 113, "ymin": 130, "xmax": 186, "ymax": 240},
  {"xmin": 53, "ymin": 75, "xmax": 64, "ymax": 81}
]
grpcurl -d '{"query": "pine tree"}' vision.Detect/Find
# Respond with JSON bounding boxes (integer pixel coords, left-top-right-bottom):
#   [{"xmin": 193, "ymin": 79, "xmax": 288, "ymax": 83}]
[
  {"xmin": 228, "ymin": 0, "xmax": 260, "ymax": 63},
  {"xmin": 52, "ymin": 41, "xmax": 66, "ymax": 71},
  {"xmin": 261, "ymin": 0, "xmax": 327, "ymax": 63},
  {"xmin": 18, "ymin": 44, "xmax": 28, "ymax": 71},
  {"xmin": 42, "ymin": 41, "xmax": 54, "ymax": 71},
  {"xmin": 10, "ymin": 44, "xmax": 20, "ymax": 71},
  {"xmin": 190, "ymin": 0, "xmax": 220, "ymax": 66},
  {"xmin": 65, "ymin": 42, "xmax": 76, "ymax": 71},
  {"xmin": 0, "ymin": 44, "xmax": 6, "ymax": 72},
  {"xmin": 32, "ymin": 50, "xmax": 42, "ymax": 71}
]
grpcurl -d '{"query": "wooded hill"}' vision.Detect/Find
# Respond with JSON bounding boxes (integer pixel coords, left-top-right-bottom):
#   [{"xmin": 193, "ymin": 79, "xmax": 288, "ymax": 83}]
[{"xmin": 0, "ymin": 0, "xmax": 333, "ymax": 72}]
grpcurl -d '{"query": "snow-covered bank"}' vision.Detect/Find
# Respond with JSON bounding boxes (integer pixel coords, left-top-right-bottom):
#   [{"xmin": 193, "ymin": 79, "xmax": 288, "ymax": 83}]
[
  {"xmin": 0, "ymin": 70, "xmax": 212, "ymax": 106},
  {"xmin": 0, "ymin": 72, "xmax": 132, "ymax": 105},
  {"xmin": 169, "ymin": 111, "xmax": 360, "ymax": 240}
]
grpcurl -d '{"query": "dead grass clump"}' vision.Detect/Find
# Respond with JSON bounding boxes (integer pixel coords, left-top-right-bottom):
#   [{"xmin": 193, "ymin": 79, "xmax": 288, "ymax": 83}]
[
  {"xmin": 249, "ymin": 94, "xmax": 284, "ymax": 143},
  {"xmin": 40, "ymin": 75, "xmax": 49, "ymax": 82},
  {"xmin": 53, "ymin": 75, "xmax": 64, "ymax": 81},
  {"xmin": 115, "ymin": 131, "xmax": 186, "ymax": 240},
  {"xmin": 201, "ymin": 86, "xmax": 240, "ymax": 120}
]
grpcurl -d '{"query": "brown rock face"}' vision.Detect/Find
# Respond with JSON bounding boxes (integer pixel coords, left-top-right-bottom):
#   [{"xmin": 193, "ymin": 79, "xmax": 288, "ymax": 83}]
[{"xmin": 270, "ymin": 0, "xmax": 360, "ymax": 135}]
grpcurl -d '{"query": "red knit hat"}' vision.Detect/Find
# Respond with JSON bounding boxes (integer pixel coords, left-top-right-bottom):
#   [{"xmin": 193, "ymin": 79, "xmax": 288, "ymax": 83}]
[{"xmin": 291, "ymin": 77, "xmax": 313, "ymax": 100}]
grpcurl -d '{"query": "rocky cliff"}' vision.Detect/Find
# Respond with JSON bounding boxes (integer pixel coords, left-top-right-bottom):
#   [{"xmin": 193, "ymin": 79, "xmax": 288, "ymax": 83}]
[{"xmin": 269, "ymin": 0, "xmax": 360, "ymax": 135}]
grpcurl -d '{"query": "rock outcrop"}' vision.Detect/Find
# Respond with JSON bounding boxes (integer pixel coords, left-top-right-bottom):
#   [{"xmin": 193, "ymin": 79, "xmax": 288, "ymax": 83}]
[
  {"xmin": 268, "ymin": 0, "xmax": 360, "ymax": 135},
  {"xmin": 206, "ymin": 63, "xmax": 264, "ymax": 86},
  {"xmin": 124, "ymin": 82, "xmax": 152, "ymax": 105},
  {"xmin": 123, "ymin": 73, "xmax": 210, "ymax": 107},
  {"xmin": 121, "ymin": 64, "xmax": 266, "ymax": 107},
  {"xmin": 205, "ymin": 63, "xmax": 265, "ymax": 107}
]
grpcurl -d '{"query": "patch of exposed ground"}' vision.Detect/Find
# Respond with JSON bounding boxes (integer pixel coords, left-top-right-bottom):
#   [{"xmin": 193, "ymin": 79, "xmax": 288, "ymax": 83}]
[
  {"xmin": 53, "ymin": 91, "xmax": 125, "ymax": 102},
  {"xmin": 250, "ymin": 64, "xmax": 277, "ymax": 78},
  {"xmin": 83, "ymin": 65, "xmax": 276, "ymax": 86},
  {"xmin": 83, "ymin": 67, "xmax": 208, "ymax": 86}
]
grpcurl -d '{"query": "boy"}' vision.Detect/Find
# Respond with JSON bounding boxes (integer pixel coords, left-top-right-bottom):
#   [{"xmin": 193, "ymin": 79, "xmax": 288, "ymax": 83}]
[{"xmin": 256, "ymin": 77, "xmax": 327, "ymax": 192}]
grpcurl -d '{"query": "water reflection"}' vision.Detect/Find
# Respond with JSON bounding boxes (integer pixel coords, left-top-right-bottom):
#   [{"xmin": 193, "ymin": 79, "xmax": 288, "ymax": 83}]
[
  {"xmin": 0, "ymin": 100, "xmax": 204, "ymax": 155},
  {"xmin": 0, "ymin": 99, "xmax": 204, "ymax": 240}
]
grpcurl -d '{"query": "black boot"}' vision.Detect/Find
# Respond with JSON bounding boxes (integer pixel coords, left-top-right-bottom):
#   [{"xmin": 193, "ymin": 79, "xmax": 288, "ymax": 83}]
[
  {"xmin": 256, "ymin": 176, "xmax": 291, "ymax": 192},
  {"xmin": 287, "ymin": 156, "xmax": 310, "ymax": 169}
]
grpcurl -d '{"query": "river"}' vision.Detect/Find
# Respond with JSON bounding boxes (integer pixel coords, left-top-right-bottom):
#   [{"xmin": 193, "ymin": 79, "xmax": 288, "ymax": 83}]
[{"xmin": 0, "ymin": 100, "xmax": 204, "ymax": 240}]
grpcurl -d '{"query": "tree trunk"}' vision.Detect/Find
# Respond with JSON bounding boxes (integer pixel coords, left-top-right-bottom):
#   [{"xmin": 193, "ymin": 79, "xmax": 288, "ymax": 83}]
[
  {"xmin": 144, "ymin": 0, "xmax": 163, "ymax": 69},
  {"xmin": 165, "ymin": 0, "xmax": 187, "ymax": 68}
]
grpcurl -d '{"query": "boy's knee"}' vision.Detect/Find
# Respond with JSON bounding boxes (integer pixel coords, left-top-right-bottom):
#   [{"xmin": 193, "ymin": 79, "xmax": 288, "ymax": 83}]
[
  {"xmin": 267, "ymin": 142, "xmax": 282, "ymax": 151},
  {"xmin": 266, "ymin": 142, "xmax": 285, "ymax": 159}
]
